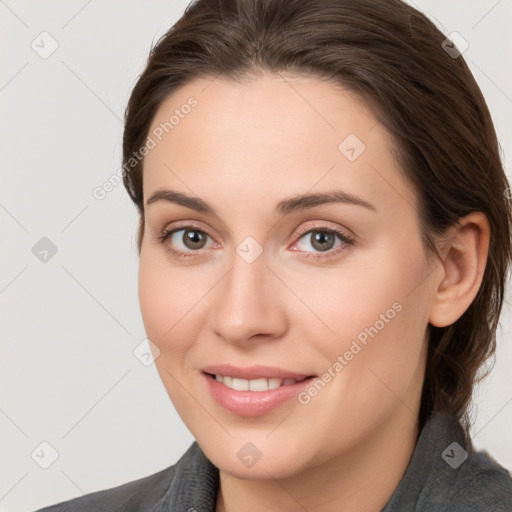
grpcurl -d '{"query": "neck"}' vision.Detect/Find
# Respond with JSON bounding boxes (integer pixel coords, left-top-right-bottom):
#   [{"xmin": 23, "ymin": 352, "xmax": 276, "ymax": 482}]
[{"xmin": 215, "ymin": 405, "xmax": 420, "ymax": 512}]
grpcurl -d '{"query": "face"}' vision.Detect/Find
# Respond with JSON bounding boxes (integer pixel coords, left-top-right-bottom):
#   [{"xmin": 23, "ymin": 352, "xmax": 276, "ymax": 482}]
[{"xmin": 138, "ymin": 72, "xmax": 435, "ymax": 480}]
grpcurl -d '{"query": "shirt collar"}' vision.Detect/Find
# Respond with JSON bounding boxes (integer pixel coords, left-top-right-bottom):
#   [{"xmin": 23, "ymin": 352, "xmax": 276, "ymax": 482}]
[{"xmin": 381, "ymin": 411, "xmax": 467, "ymax": 511}]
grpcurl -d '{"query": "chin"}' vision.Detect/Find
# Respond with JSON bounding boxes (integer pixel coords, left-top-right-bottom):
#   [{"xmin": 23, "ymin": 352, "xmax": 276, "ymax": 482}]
[{"xmin": 195, "ymin": 430, "xmax": 316, "ymax": 480}]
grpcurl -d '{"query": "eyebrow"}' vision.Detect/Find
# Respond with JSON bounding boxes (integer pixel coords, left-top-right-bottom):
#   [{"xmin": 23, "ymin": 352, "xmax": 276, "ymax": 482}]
[{"xmin": 145, "ymin": 188, "xmax": 377, "ymax": 216}]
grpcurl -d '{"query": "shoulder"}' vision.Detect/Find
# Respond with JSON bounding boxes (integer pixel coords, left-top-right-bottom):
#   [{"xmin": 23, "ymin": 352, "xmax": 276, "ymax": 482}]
[
  {"xmin": 417, "ymin": 417, "xmax": 512, "ymax": 511},
  {"xmin": 443, "ymin": 448, "xmax": 512, "ymax": 512},
  {"xmin": 382, "ymin": 412, "xmax": 512, "ymax": 512},
  {"xmin": 34, "ymin": 466, "xmax": 175, "ymax": 511},
  {"xmin": 33, "ymin": 463, "xmax": 177, "ymax": 512},
  {"xmin": 32, "ymin": 441, "xmax": 216, "ymax": 512}
]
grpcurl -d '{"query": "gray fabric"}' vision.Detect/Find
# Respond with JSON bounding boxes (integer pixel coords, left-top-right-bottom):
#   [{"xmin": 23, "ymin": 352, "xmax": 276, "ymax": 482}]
[
  {"xmin": 34, "ymin": 412, "xmax": 512, "ymax": 511},
  {"xmin": 380, "ymin": 413, "xmax": 512, "ymax": 511}
]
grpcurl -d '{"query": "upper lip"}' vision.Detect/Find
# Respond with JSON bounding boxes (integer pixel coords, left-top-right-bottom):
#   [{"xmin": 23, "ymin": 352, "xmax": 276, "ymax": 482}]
[{"xmin": 201, "ymin": 364, "xmax": 316, "ymax": 380}]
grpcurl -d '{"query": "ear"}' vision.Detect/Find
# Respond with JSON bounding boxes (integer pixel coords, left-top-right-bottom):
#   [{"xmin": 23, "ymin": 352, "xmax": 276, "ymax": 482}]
[{"xmin": 428, "ymin": 212, "xmax": 490, "ymax": 328}]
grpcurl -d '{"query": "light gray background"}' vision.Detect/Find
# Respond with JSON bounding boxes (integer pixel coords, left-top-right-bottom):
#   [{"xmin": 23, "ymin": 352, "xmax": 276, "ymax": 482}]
[{"xmin": 1, "ymin": 1, "xmax": 511, "ymax": 510}]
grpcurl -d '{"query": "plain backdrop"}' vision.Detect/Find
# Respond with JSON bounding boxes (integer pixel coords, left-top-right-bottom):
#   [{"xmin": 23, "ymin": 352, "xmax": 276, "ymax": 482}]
[{"xmin": 1, "ymin": 1, "xmax": 511, "ymax": 510}]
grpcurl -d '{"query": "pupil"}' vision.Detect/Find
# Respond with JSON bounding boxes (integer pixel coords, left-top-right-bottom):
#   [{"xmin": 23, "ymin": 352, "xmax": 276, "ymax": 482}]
[
  {"xmin": 185, "ymin": 229, "xmax": 206, "ymax": 249},
  {"xmin": 313, "ymin": 231, "xmax": 334, "ymax": 252}
]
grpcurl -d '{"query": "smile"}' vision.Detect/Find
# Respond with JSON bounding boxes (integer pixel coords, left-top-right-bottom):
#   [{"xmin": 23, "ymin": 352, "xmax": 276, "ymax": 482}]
[
  {"xmin": 201, "ymin": 366, "xmax": 317, "ymax": 416},
  {"xmin": 210, "ymin": 374, "xmax": 306, "ymax": 392}
]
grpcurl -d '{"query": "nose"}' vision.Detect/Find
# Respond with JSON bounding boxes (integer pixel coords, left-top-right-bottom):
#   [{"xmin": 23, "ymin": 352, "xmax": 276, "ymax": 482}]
[{"xmin": 207, "ymin": 249, "xmax": 288, "ymax": 346}]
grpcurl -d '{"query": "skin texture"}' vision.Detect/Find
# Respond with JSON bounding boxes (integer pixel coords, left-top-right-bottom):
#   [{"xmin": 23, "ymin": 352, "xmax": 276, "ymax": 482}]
[{"xmin": 138, "ymin": 72, "xmax": 490, "ymax": 512}]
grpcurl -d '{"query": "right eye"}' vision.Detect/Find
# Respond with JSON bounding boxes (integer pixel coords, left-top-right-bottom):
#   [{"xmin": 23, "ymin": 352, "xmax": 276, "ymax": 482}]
[{"xmin": 155, "ymin": 226, "xmax": 216, "ymax": 258}]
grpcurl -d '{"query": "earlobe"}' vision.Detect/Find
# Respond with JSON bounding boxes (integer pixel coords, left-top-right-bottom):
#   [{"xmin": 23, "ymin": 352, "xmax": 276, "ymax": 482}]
[{"xmin": 428, "ymin": 212, "xmax": 490, "ymax": 328}]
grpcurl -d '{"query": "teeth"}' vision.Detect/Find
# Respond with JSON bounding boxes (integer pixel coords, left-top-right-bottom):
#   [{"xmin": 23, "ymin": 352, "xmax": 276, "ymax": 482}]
[
  {"xmin": 213, "ymin": 374, "xmax": 301, "ymax": 391},
  {"xmin": 249, "ymin": 378, "xmax": 268, "ymax": 391},
  {"xmin": 268, "ymin": 378, "xmax": 282, "ymax": 390},
  {"xmin": 232, "ymin": 378, "xmax": 249, "ymax": 391}
]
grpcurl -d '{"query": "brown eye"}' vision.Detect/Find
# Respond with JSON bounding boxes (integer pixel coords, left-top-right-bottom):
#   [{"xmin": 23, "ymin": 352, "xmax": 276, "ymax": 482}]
[
  {"xmin": 295, "ymin": 229, "xmax": 347, "ymax": 253},
  {"xmin": 180, "ymin": 229, "xmax": 208, "ymax": 250},
  {"xmin": 156, "ymin": 226, "xmax": 215, "ymax": 258},
  {"xmin": 290, "ymin": 225, "xmax": 355, "ymax": 261},
  {"xmin": 308, "ymin": 231, "xmax": 337, "ymax": 252}
]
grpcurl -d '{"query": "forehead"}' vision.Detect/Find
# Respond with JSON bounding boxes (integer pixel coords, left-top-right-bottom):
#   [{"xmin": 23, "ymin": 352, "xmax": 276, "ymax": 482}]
[{"xmin": 142, "ymin": 72, "xmax": 416, "ymax": 219}]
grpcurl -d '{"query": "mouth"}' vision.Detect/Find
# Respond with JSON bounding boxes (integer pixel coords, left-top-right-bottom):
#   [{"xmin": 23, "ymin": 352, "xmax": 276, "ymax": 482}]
[
  {"xmin": 204, "ymin": 372, "xmax": 311, "ymax": 392},
  {"xmin": 201, "ymin": 365, "xmax": 317, "ymax": 416}
]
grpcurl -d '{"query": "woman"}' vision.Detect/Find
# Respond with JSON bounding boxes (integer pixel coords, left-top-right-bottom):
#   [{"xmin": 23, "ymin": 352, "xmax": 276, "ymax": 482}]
[{"xmin": 36, "ymin": 0, "xmax": 512, "ymax": 510}]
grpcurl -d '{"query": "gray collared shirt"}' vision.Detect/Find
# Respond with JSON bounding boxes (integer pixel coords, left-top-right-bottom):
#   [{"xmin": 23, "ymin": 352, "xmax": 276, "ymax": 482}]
[{"xmin": 34, "ymin": 412, "xmax": 512, "ymax": 511}]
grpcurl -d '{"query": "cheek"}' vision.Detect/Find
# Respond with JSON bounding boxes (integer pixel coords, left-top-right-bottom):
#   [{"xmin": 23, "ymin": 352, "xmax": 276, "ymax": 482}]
[
  {"xmin": 303, "ymin": 252, "xmax": 414, "ymax": 348},
  {"xmin": 312, "ymin": 245, "xmax": 429, "ymax": 412},
  {"xmin": 138, "ymin": 254, "xmax": 192, "ymax": 350},
  {"xmin": 137, "ymin": 258, "xmax": 200, "ymax": 413},
  {"xmin": 138, "ymin": 260, "xmax": 169, "ymax": 341},
  {"xmin": 308, "ymin": 236, "xmax": 425, "ymax": 350},
  {"xmin": 138, "ymin": 252, "xmax": 220, "ymax": 360}
]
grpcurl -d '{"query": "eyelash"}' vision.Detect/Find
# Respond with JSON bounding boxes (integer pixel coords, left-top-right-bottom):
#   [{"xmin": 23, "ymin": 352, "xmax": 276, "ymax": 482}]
[{"xmin": 153, "ymin": 223, "xmax": 355, "ymax": 261}]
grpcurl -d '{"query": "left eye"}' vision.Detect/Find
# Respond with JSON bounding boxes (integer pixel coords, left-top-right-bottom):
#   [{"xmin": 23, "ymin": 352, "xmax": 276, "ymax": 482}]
[{"xmin": 294, "ymin": 229, "xmax": 349, "ymax": 253}]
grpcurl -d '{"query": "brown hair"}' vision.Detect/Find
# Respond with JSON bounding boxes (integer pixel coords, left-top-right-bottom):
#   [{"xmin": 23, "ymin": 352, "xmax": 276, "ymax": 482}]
[{"xmin": 122, "ymin": 0, "xmax": 512, "ymax": 437}]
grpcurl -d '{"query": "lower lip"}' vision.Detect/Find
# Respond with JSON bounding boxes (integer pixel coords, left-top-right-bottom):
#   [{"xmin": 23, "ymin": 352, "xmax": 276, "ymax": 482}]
[{"xmin": 203, "ymin": 372, "xmax": 315, "ymax": 417}]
